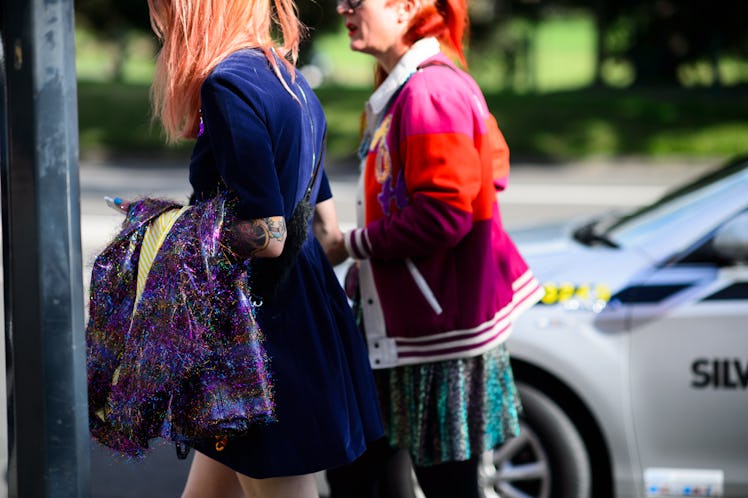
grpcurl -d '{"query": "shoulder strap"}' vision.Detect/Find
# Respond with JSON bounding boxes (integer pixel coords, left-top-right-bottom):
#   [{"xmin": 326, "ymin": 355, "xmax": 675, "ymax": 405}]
[{"xmin": 417, "ymin": 59, "xmax": 456, "ymax": 72}]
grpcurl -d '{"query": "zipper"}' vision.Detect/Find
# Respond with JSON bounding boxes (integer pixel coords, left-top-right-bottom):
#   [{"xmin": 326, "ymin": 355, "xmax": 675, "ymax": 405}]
[{"xmin": 296, "ymin": 84, "xmax": 316, "ymax": 187}]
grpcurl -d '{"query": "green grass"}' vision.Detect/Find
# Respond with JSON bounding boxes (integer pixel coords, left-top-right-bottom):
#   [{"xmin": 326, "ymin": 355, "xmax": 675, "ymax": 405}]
[
  {"xmin": 77, "ymin": 81, "xmax": 192, "ymax": 158},
  {"xmin": 318, "ymin": 85, "xmax": 748, "ymax": 162},
  {"xmin": 532, "ymin": 15, "xmax": 596, "ymax": 91},
  {"xmin": 77, "ymin": 81, "xmax": 748, "ymax": 162},
  {"xmin": 76, "ymin": 29, "xmax": 157, "ymax": 84},
  {"xmin": 309, "ymin": 26, "xmax": 375, "ymax": 87},
  {"xmin": 482, "ymin": 87, "xmax": 748, "ymax": 160}
]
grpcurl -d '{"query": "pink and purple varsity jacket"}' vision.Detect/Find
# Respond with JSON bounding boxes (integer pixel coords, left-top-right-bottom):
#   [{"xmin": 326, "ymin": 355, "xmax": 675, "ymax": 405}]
[{"xmin": 345, "ymin": 39, "xmax": 544, "ymax": 368}]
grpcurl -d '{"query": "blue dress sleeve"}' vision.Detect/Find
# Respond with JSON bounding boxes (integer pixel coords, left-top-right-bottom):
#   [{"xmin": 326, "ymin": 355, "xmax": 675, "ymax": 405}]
[
  {"xmin": 316, "ymin": 170, "xmax": 332, "ymax": 204},
  {"xmin": 200, "ymin": 72, "xmax": 284, "ymax": 221}
]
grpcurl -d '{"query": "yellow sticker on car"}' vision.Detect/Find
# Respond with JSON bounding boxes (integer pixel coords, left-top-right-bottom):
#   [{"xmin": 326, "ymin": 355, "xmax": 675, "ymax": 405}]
[{"xmin": 541, "ymin": 282, "xmax": 611, "ymax": 305}]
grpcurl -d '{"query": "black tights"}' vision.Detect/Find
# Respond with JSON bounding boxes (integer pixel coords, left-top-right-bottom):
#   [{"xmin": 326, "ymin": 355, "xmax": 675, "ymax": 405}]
[
  {"xmin": 413, "ymin": 457, "xmax": 482, "ymax": 498},
  {"xmin": 326, "ymin": 437, "xmax": 482, "ymax": 498}
]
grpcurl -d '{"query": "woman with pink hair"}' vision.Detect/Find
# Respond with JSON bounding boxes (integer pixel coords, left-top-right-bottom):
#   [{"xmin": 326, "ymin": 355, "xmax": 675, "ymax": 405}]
[
  {"xmin": 324, "ymin": 0, "xmax": 544, "ymax": 495},
  {"xmin": 135, "ymin": 0, "xmax": 382, "ymax": 496}
]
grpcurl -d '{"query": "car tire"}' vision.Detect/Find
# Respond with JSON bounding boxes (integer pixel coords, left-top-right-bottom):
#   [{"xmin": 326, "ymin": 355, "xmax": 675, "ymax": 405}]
[{"xmin": 479, "ymin": 382, "xmax": 592, "ymax": 498}]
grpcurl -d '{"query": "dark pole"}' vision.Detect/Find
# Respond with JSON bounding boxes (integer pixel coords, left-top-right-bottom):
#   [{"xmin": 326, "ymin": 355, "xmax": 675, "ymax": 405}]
[{"xmin": 0, "ymin": 0, "xmax": 90, "ymax": 496}]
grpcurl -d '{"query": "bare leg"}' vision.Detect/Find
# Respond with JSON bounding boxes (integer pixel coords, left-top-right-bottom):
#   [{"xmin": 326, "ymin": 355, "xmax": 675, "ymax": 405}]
[
  {"xmin": 182, "ymin": 452, "xmax": 245, "ymax": 498},
  {"xmin": 237, "ymin": 473, "xmax": 318, "ymax": 498}
]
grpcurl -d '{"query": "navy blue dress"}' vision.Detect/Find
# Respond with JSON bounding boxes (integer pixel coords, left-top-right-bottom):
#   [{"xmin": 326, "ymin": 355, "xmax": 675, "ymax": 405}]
[{"xmin": 189, "ymin": 49, "xmax": 383, "ymax": 478}]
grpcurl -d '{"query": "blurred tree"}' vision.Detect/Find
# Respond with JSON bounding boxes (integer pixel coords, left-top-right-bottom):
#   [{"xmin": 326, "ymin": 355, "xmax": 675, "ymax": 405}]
[
  {"xmin": 75, "ymin": 0, "xmax": 152, "ymax": 81},
  {"xmin": 469, "ymin": 0, "xmax": 542, "ymax": 90},
  {"xmin": 297, "ymin": 0, "xmax": 342, "ymax": 65},
  {"xmin": 75, "ymin": 0, "xmax": 342, "ymax": 78},
  {"xmin": 75, "ymin": 0, "xmax": 748, "ymax": 87},
  {"xmin": 603, "ymin": 0, "xmax": 748, "ymax": 86},
  {"xmin": 550, "ymin": 0, "xmax": 747, "ymax": 86}
]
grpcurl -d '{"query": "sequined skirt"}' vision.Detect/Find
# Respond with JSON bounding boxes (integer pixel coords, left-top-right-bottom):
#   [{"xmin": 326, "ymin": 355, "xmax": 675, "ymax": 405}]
[{"xmin": 375, "ymin": 344, "xmax": 521, "ymax": 467}]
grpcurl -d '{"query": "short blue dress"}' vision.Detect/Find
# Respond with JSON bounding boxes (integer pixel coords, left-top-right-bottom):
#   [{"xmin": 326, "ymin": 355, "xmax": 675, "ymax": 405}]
[{"xmin": 189, "ymin": 49, "xmax": 383, "ymax": 478}]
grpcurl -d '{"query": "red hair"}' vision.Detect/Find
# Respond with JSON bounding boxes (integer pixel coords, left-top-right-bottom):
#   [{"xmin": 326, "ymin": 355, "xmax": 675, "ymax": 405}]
[
  {"xmin": 375, "ymin": 0, "xmax": 469, "ymax": 85},
  {"xmin": 148, "ymin": 0, "xmax": 305, "ymax": 142}
]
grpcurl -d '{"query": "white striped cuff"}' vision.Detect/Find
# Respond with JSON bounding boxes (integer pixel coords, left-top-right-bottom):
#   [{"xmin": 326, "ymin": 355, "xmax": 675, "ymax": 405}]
[{"xmin": 344, "ymin": 228, "xmax": 372, "ymax": 260}]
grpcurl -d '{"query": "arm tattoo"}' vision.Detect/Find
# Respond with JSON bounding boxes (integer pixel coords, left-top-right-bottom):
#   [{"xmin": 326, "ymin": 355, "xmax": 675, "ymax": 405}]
[
  {"xmin": 230, "ymin": 216, "xmax": 286, "ymax": 258},
  {"xmin": 265, "ymin": 217, "xmax": 287, "ymax": 243}
]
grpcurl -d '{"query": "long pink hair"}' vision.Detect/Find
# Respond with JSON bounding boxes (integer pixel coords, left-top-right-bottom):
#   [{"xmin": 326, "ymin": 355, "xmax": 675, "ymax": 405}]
[
  {"xmin": 375, "ymin": 0, "xmax": 469, "ymax": 86},
  {"xmin": 148, "ymin": 0, "xmax": 305, "ymax": 142}
]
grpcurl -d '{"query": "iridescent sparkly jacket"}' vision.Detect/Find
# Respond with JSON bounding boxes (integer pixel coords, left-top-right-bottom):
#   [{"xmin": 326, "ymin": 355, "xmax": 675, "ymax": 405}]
[{"xmin": 344, "ymin": 39, "xmax": 545, "ymax": 368}]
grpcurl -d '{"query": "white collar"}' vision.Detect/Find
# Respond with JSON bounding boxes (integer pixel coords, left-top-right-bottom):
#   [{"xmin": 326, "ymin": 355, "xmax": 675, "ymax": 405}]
[{"xmin": 366, "ymin": 37, "xmax": 441, "ymax": 118}]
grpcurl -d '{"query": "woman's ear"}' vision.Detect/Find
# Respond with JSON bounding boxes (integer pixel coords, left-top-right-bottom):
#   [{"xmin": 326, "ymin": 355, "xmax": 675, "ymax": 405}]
[{"xmin": 397, "ymin": 0, "xmax": 419, "ymax": 22}]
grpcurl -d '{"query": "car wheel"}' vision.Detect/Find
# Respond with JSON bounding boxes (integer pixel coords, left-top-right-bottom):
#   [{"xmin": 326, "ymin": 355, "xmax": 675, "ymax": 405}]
[{"xmin": 478, "ymin": 383, "xmax": 592, "ymax": 498}]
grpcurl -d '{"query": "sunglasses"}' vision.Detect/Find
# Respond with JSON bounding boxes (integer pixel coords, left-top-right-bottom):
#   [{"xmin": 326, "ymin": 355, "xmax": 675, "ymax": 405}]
[{"xmin": 337, "ymin": 0, "xmax": 365, "ymax": 10}]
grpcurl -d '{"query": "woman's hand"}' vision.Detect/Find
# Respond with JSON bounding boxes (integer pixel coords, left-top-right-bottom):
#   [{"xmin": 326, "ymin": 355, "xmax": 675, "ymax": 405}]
[
  {"xmin": 326, "ymin": 237, "xmax": 350, "ymax": 267},
  {"xmin": 105, "ymin": 196, "xmax": 130, "ymax": 214},
  {"xmin": 313, "ymin": 198, "xmax": 349, "ymax": 266}
]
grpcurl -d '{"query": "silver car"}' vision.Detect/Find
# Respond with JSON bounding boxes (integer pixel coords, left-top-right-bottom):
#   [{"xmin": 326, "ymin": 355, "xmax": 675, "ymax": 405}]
[{"xmin": 485, "ymin": 156, "xmax": 748, "ymax": 498}]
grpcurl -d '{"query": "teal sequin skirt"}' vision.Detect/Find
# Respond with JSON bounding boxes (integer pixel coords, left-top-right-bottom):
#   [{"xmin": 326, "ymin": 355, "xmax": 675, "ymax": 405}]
[{"xmin": 374, "ymin": 345, "xmax": 522, "ymax": 467}]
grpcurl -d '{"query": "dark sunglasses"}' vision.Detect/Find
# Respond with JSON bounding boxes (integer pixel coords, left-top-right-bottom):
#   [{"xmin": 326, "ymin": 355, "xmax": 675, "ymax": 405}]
[{"xmin": 337, "ymin": 0, "xmax": 365, "ymax": 11}]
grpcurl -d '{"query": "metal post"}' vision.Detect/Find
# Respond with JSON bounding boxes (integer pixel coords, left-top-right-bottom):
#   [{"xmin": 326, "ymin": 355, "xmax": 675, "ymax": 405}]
[{"xmin": 0, "ymin": 0, "xmax": 90, "ymax": 496}]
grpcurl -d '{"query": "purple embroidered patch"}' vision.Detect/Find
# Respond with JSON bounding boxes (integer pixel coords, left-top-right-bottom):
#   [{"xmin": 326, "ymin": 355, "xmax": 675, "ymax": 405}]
[{"xmin": 378, "ymin": 171, "xmax": 408, "ymax": 215}]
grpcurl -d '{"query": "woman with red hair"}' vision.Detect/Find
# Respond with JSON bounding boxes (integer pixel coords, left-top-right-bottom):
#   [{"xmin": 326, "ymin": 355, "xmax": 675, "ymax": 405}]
[
  {"xmin": 141, "ymin": 0, "xmax": 383, "ymax": 496},
  {"xmin": 326, "ymin": 0, "xmax": 544, "ymax": 495}
]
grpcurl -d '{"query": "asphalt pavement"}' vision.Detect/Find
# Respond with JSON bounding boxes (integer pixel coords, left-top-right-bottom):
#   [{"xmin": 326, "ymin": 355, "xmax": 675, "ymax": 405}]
[
  {"xmin": 80, "ymin": 155, "xmax": 716, "ymax": 497},
  {"xmin": 80, "ymin": 155, "xmax": 715, "ymax": 261}
]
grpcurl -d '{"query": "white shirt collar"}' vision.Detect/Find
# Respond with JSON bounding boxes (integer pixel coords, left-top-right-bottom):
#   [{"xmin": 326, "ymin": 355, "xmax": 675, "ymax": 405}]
[{"xmin": 366, "ymin": 37, "xmax": 441, "ymax": 119}]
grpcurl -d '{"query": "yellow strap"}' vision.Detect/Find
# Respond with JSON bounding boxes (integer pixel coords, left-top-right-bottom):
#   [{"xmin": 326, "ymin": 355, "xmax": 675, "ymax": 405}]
[{"xmin": 134, "ymin": 206, "xmax": 190, "ymax": 311}]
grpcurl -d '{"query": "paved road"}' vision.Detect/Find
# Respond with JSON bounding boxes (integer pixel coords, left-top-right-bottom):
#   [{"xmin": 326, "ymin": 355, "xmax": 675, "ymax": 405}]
[
  {"xmin": 80, "ymin": 158, "xmax": 713, "ymax": 262},
  {"xmin": 80, "ymin": 157, "xmax": 714, "ymax": 497}
]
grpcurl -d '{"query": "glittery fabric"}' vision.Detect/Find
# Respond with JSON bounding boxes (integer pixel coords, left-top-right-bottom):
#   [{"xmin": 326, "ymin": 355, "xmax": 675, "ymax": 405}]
[
  {"xmin": 86, "ymin": 195, "xmax": 275, "ymax": 458},
  {"xmin": 375, "ymin": 344, "xmax": 521, "ymax": 467}
]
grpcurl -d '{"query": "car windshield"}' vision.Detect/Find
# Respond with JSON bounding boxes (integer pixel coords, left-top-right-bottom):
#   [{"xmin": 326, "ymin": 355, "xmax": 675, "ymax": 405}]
[{"xmin": 579, "ymin": 156, "xmax": 748, "ymax": 248}]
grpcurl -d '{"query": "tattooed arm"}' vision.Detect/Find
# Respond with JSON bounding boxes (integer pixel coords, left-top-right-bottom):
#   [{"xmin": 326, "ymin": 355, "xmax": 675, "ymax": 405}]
[{"xmin": 227, "ymin": 216, "xmax": 287, "ymax": 259}]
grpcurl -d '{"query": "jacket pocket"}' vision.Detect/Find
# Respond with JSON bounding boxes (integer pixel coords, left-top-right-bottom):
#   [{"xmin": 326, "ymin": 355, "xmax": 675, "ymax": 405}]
[{"xmin": 405, "ymin": 258, "xmax": 443, "ymax": 315}]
